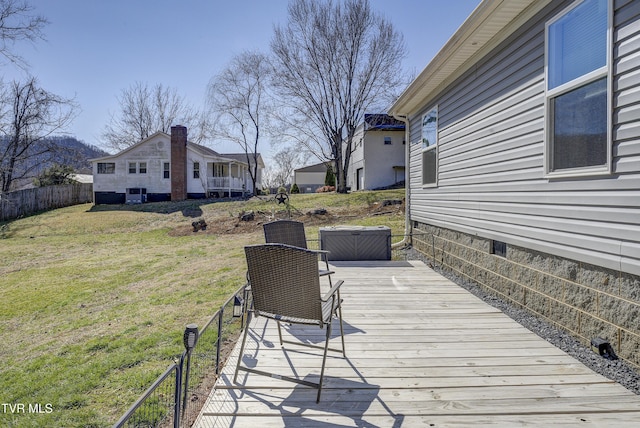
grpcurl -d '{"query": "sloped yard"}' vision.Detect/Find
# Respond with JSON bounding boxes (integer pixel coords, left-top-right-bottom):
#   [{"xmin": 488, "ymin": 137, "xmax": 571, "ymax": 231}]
[{"xmin": 0, "ymin": 190, "xmax": 404, "ymax": 427}]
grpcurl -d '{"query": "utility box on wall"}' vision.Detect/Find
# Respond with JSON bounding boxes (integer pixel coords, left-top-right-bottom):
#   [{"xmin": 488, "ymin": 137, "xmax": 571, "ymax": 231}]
[
  {"xmin": 319, "ymin": 226, "xmax": 391, "ymax": 261},
  {"xmin": 126, "ymin": 188, "xmax": 146, "ymax": 204}
]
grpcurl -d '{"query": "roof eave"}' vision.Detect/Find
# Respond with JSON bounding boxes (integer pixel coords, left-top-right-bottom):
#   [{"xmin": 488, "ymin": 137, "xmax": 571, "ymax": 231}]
[{"xmin": 389, "ymin": 0, "xmax": 551, "ymax": 117}]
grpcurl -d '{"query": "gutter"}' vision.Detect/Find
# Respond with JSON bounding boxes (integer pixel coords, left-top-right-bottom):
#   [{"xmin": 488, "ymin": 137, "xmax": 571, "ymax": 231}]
[{"xmin": 390, "ymin": 114, "xmax": 411, "ymax": 249}]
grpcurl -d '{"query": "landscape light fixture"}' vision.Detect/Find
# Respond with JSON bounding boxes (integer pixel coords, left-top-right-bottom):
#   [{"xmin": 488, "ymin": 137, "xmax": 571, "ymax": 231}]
[
  {"xmin": 590, "ymin": 337, "xmax": 618, "ymax": 360},
  {"xmin": 183, "ymin": 324, "xmax": 199, "ymax": 352},
  {"xmin": 233, "ymin": 295, "xmax": 244, "ymax": 318}
]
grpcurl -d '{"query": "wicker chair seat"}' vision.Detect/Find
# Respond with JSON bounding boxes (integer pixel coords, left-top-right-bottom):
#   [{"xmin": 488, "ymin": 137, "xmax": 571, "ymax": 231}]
[{"xmin": 255, "ymin": 298, "xmax": 341, "ymax": 327}]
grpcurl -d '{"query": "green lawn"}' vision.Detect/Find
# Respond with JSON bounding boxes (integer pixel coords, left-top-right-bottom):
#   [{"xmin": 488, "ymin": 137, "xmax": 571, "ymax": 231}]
[{"xmin": 0, "ymin": 189, "xmax": 405, "ymax": 426}]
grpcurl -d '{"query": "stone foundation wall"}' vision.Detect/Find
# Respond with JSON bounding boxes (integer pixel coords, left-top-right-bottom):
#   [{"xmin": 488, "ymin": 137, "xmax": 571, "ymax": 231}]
[{"xmin": 412, "ymin": 222, "xmax": 640, "ymax": 367}]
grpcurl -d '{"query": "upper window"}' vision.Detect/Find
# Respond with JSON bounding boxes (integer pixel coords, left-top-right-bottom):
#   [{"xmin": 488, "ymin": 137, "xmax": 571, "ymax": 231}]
[
  {"xmin": 546, "ymin": 0, "xmax": 610, "ymax": 176},
  {"xmin": 97, "ymin": 162, "xmax": 115, "ymax": 174},
  {"xmin": 421, "ymin": 107, "xmax": 438, "ymax": 186},
  {"xmin": 128, "ymin": 162, "xmax": 147, "ymax": 174},
  {"xmin": 384, "ymin": 136, "xmax": 392, "ymax": 145}
]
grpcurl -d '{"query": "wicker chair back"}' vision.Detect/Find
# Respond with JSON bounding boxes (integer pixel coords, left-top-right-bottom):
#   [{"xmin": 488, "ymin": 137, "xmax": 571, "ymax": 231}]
[
  {"xmin": 245, "ymin": 243, "xmax": 323, "ymax": 323},
  {"xmin": 263, "ymin": 220, "xmax": 308, "ymax": 249}
]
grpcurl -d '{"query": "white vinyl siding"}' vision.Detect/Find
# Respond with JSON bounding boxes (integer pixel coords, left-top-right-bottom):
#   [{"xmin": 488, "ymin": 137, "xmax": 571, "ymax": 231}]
[{"xmin": 407, "ymin": 0, "xmax": 640, "ymax": 275}]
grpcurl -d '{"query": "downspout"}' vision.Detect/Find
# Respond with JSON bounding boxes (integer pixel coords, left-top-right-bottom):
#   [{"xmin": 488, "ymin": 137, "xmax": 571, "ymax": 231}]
[{"xmin": 391, "ymin": 114, "xmax": 411, "ymax": 249}]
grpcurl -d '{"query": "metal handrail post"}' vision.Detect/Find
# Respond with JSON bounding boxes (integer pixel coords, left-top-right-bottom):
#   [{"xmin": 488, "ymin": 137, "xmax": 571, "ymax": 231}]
[
  {"xmin": 215, "ymin": 308, "xmax": 224, "ymax": 374},
  {"xmin": 181, "ymin": 349, "xmax": 193, "ymax": 419},
  {"xmin": 174, "ymin": 353, "xmax": 185, "ymax": 428}
]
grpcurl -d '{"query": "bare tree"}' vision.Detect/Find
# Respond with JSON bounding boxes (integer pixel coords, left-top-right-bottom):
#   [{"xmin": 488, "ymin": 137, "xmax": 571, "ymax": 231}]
[
  {"xmin": 207, "ymin": 51, "xmax": 271, "ymax": 196},
  {"xmin": 0, "ymin": 77, "xmax": 77, "ymax": 192},
  {"xmin": 102, "ymin": 82, "xmax": 205, "ymax": 151},
  {"xmin": 264, "ymin": 145, "xmax": 301, "ymax": 188},
  {"xmin": 0, "ymin": 0, "xmax": 48, "ymax": 69},
  {"xmin": 271, "ymin": 0, "xmax": 406, "ymax": 193}
]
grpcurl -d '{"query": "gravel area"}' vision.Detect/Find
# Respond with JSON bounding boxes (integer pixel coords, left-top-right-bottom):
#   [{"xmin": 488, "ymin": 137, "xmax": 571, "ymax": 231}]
[{"xmin": 407, "ymin": 250, "xmax": 640, "ymax": 395}]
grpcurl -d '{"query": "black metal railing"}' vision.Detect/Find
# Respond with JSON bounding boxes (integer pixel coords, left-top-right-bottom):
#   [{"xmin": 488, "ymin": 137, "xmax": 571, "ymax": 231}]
[{"xmin": 113, "ymin": 284, "xmax": 247, "ymax": 428}]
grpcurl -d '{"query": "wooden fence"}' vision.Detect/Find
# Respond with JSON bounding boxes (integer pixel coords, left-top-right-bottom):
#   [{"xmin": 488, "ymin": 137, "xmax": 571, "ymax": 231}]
[{"xmin": 0, "ymin": 183, "xmax": 93, "ymax": 222}]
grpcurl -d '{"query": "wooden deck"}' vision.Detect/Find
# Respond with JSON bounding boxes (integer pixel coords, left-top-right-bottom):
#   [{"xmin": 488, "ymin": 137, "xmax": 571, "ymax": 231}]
[{"xmin": 194, "ymin": 260, "xmax": 640, "ymax": 427}]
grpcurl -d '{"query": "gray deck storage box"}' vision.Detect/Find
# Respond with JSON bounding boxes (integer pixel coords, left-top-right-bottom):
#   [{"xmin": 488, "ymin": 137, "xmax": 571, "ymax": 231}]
[{"xmin": 319, "ymin": 226, "xmax": 391, "ymax": 261}]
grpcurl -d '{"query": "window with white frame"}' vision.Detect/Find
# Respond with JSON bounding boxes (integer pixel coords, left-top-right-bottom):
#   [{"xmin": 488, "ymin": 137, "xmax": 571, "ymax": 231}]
[
  {"xmin": 163, "ymin": 162, "xmax": 170, "ymax": 179},
  {"xmin": 384, "ymin": 136, "xmax": 392, "ymax": 145},
  {"xmin": 193, "ymin": 162, "xmax": 200, "ymax": 179},
  {"xmin": 546, "ymin": 0, "xmax": 610, "ymax": 175},
  {"xmin": 97, "ymin": 162, "xmax": 115, "ymax": 174},
  {"xmin": 127, "ymin": 162, "xmax": 148, "ymax": 174},
  {"xmin": 421, "ymin": 107, "xmax": 438, "ymax": 185}
]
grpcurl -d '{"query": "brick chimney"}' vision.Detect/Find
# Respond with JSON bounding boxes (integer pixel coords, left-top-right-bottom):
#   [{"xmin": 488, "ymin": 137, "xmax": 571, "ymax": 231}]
[{"xmin": 170, "ymin": 125, "xmax": 188, "ymax": 201}]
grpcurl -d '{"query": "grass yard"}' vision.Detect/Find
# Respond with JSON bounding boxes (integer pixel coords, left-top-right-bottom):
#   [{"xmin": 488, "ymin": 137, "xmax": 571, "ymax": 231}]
[{"xmin": 0, "ymin": 189, "xmax": 405, "ymax": 427}]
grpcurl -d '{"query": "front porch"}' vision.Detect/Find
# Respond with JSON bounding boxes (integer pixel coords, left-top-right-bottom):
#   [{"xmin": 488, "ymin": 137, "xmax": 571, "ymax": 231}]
[
  {"xmin": 193, "ymin": 260, "xmax": 640, "ymax": 427},
  {"xmin": 206, "ymin": 177, "xmax": 246, "ymax": 198},
  {"xmin": 206, "ymin": 161, "xmax": 248, "ymax": 197}
]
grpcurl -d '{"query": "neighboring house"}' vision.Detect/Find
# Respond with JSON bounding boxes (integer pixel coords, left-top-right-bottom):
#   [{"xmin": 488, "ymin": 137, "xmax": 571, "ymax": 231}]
[
  {"xmin": 389, "ymin": 0, "xmax": 640, "ymax": 366},
  {"xmin": 91, "ymin": 126, "xmax": 263, "ymax": 204},
  {"xmin": 346, "ymin": 114, "xmax": 406, "ymax": 191},
  {"xmin": 293, "ymin": 162, "xmax": 330, "ymax": 193}
]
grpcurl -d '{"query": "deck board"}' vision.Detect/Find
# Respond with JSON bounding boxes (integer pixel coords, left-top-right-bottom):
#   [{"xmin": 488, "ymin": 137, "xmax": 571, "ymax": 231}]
[{"xmin": 193, "ymin": 260, "xmax": 640, "ymax": 427}]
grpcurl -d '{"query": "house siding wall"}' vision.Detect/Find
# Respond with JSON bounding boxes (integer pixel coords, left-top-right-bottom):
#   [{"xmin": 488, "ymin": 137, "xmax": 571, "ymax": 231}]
[
  {"xmin": 364, "ymin": 130, "xmax": 405, "ymax": 189},
  {"xmin": 186, "ymin": 152, "xmax": 206, "ymax": 196},
  {"xmin": 348, "ymin": 129, "xmax": 405, "ymax": 190},
  {"xmin": 409, "ymin": 0, "xmax": 640, "ymax": 276},
  {"xmin": 407, "ymin": 0, "xmax": 640, "ymax": 366},
  {"xmin": 349, "ymin": 133, "xmax": 365, "ymax": 190},
  {"xmin": 294, "ymin": 171, "xmax": 326, "ymax": 193},
  {"xmin": 92, "ymin": 134, "xmax": 172, "ymax": 197}
]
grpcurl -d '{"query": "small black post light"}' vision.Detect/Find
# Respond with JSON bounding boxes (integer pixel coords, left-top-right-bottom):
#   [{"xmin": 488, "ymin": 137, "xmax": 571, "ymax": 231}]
[
  {"xmin": 233, "ymin": 295, "xmax": 244, "ymax": 318},
  {"xmin": 181, "ymin": 324, "xmax": 199, "ymax": 417},
  {"xmin": 183, "ymin": 323, "xmax": 199, "ymax": 352}
]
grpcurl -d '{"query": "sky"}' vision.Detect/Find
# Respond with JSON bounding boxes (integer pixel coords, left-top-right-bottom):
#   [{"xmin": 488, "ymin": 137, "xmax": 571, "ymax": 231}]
[{"xmin": 3, "ymin": 0, "xmax": 482, "ymax": 161}]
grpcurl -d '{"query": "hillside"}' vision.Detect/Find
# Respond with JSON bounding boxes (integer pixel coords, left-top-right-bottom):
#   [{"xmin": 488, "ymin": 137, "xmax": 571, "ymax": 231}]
[{"xmin": 0, "ymin": 135, "xmax": 109, "ymax": 190}]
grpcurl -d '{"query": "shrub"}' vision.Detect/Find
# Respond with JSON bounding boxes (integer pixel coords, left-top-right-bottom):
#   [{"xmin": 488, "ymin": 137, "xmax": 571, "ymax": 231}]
[
  {"xmin": 34, "ymin": 163, "xmax": 75, "ymax": 186},
  {"xmin": 324, "ymin": 166, "xmax": 336, "ymax": 187},
  {"xmin": 290, "ymin": 183, "xmax": 300, "ymax": 194},
  {"xmin": 315, "ymin": 185, "xmax": 335, "ymax": 193}
]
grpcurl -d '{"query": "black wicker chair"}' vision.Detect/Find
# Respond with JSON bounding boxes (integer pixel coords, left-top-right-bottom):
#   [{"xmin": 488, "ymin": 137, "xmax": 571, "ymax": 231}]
[
  {"xmin": 235, "ymin": 243, "xmax": 346, "ymax": 402},
  {"xmin": 263, "ymin": 219, "xmax": 331, "ymax": 277}
]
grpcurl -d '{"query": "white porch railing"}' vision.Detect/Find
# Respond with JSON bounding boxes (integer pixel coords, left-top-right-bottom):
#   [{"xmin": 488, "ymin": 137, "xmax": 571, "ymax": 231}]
[{"xmin": 207, "ymin": 177, "xmax": 244, "ymax": 190}]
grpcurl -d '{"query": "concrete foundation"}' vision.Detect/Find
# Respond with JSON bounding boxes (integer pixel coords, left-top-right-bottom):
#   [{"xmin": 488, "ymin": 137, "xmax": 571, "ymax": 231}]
[{"xmin": 412, "ymin": 222, "xmax": 640, "ymax": 367}]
